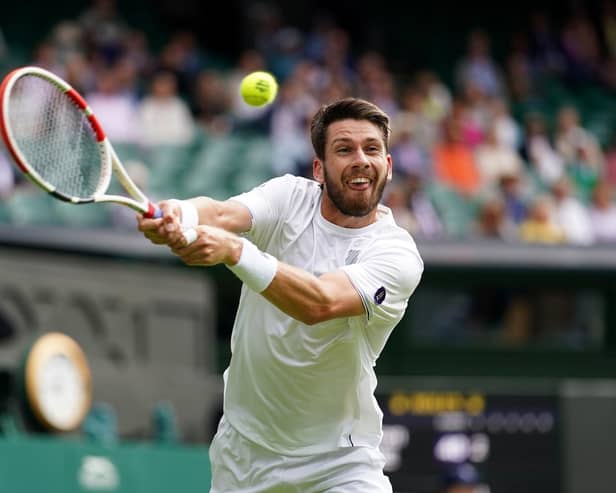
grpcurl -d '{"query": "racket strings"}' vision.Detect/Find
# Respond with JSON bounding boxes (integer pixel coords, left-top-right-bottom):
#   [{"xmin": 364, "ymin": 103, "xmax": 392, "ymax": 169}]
[{"xmin": 8, "ymin": 76, "xmax": 104, "ymax": 199}]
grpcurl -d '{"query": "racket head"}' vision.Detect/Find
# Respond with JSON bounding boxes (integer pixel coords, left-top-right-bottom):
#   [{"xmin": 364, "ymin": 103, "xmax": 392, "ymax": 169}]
[{"xmin": 0, "ymin": 66, "xmax": 112, "ymax": 204}]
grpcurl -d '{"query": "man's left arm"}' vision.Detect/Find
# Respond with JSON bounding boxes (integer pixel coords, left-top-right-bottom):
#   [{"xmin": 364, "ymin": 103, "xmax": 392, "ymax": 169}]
[
  {"xmin": 262, "ymin": 265, "xmax": 365, "ymax": 325},
  {"xmin": 173, "ymin": 225, "xmax": 422, "ymax": 326}
]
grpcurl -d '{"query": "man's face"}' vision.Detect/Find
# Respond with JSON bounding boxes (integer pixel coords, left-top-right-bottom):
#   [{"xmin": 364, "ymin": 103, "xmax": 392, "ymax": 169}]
[{"xmin": 314, "ymin": 119, "xmax": 392, "ymax": 218}]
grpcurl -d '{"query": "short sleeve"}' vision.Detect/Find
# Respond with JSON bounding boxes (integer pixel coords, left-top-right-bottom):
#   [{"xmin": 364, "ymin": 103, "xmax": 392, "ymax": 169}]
[
  {"xmin": 229, "ymin": 174, "xmax": 297, "ymax": 249},
  {"xmin": 340, "ymin": 235, "xmax": 423, "ymax": 330}
]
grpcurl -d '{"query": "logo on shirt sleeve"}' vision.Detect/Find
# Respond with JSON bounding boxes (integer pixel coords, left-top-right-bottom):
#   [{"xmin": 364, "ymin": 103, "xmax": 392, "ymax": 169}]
[{"xmin": 374, "ymin": 286, "xmax": 386, "ymax": 305}]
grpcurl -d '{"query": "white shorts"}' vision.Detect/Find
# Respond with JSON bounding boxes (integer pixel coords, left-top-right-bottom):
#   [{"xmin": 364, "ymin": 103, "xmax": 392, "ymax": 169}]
[{"xmin": 209, "ymin": 417, "xmax": 393, "ymax": 493}]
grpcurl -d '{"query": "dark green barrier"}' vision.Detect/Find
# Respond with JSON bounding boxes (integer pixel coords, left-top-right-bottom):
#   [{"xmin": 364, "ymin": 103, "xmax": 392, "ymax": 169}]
[{"xmin": 0, "ymin": 436, "xmax": 211, "ymax": 492}]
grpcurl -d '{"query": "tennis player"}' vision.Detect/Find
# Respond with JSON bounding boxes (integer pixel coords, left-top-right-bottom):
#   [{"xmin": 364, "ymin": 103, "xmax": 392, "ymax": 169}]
[{"xmin": 138, "ymin": 97, "xmax": 424, "ymax": 492}]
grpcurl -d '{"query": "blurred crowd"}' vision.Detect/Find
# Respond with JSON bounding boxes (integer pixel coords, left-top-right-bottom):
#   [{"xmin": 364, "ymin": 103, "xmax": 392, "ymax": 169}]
[{"xmin": 1, "ymin": 0, "xmax": 616, "ymax": 246}]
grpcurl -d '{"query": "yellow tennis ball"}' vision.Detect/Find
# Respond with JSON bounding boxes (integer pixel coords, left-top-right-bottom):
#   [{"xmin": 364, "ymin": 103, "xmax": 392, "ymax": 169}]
[{"xmin": 240, "ymin": 71, "xmax": 278, "ymax": 107}]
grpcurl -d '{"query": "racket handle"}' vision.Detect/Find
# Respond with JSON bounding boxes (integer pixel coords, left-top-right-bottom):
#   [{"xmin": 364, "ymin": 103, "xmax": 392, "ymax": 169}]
[{"xmin": 143, "ymin": 204, "xmax": 163, "ymax": 219}]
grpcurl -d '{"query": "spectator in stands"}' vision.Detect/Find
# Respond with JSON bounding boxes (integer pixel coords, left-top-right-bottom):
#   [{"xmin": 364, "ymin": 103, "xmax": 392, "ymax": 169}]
[
  {"xmin": 63, "ymin": 52, "xmax": 97, "ymax": 93},
  {"xmin": 528, "ymin": 9, "xmax": 567, "ymax": 78},
  {"xmin": 319, "ymin": 27, "xmax": 356, "ymax": 87},
  {"xmin": 192, "ymin": 69, "xmax": 233, "ymax": 135},
  {"xmin": 383, "ymin": 180, "xmax": 417, "ymax": 234},
  {"xmin": 364, "ymin": 69, "xmax": 399, "ymax": 120},
  {"xmin": 50, "ymin": 21, "xmax": 85, "ymax": 65},
  {"xmin": 461, "ymin": 79, "xmax": 495, "ymax": 144},
  {"xmin": 449, "ymin": 97, "xmax": 485, "ymax": 150},
  {"xmin": 137, "ymin": 70, "xmax": 195, "ymax": 148},
  {"xmin": 488, "ymin": 97, "xmax": 522, "ymax": 151},
  {"xmin": 522, "ymin": 112, "xmax": 564, "ymax": 186},
  {"xmin": 389, "ymin": 117, "xmax": 432, "ymax": 183},
  {"xmin": 554, "ymin": 105, "xmax": 605, "ymax": 179},
  {"xmin": 560, "ymin": 9, "xmax": 603, "ymax": 84},
  {"xmin": 588, "ymin": 179, "xmax": 616, "ymax": 242},
  {"xmin": 269, "ymin": 69, "xmax": 318, "ymax": 177},
  {"xmin": 396, "ymin": 172, "xmax": 445, "ymax": 239},
  {"xmin": 356, "ymin": 51, "xmax": 388, "ymax": 99},
  {"xmin": 472, "ymin": 194, "xmax": 518, "ymax": 241},
  {"xmin": 85, "ymin": 64, "xmax": 139, "ymax": 145},
  {"xmin": 415, "ymin": 70, "xmax": 452, "ymax": 127},
  {"xmin": 550, "ymin": 175, "xmax": 595, "ymax": 245},
  {"xmin": 474, "ymin": 120, "xmax": 526, "ymax": 194},
  {"xmin": 603, "ymin": 132, "xmax": 616, "ymax": 186},
  {"xmin": 356, "ymin": 51, "xmax": 398, "ymax": 117},
  {"xmin": 393, "ymin": 82, "xmax": 441, "ymax": 153},
  {"xmin": 157, "ymin": 31, "xmax": 207, "ymax": 99},
  {"xmin": 78, "ymin": 0, "xmax": 130, "ymax": 65},
  {"xmin": 455, "ymin": 29, "xmax": 507, "ymax": 99},
  {"xmin": 499, "ymin": 174, "xmax": 529, "ymax": 225},
  {"xmin": 566, "ymin": 146, "xmax": 603, "ymax": 203},
  {"xmin": 30, "ymin": 40, "xmax": 66, "ymax": 78},
  {"xmin": 432, "ymin": 115, "xmax": 481, "ymax": 198},
  {"xmin": 122, "ymin": 29, "xmax": 157, "ymax": 83},
  {"xmin": 304, "ymin": 12, "xmax": 337, "ymax": 63},
  {"xmin": 504, "ymin": 31, "xmax": 537, "ymax": 107},
  {"xmin": 519, "ymin": 195, "xmax": 566, "ymax": 244}
]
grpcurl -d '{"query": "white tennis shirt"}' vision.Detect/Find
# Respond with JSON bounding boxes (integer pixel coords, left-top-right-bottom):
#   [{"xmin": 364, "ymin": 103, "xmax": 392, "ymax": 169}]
[{"xmin": 223, "ymin": 174, "xmax": 423, "ymax": 455}]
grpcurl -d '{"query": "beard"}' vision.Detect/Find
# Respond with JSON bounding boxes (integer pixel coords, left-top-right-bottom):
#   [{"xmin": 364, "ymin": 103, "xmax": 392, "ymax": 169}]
[{"xmin": 322, "ymin": 165, "xmax": 388, "ymax": 217}]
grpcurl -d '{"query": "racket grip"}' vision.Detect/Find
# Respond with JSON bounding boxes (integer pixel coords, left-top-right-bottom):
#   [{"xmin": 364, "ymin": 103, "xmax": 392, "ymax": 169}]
[{"xmin": 143, "ymin": 204, "xmax": 163, "ymax": 219}]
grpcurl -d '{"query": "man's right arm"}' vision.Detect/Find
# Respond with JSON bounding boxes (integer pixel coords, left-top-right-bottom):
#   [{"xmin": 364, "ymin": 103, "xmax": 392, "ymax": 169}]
[
  {"xmin": 137, "ymin": 197, "xmax": 252, "ymax": 247},
  {"xmin": 188, "ymin": 196, "xmax": 252, "ymax": 234}
]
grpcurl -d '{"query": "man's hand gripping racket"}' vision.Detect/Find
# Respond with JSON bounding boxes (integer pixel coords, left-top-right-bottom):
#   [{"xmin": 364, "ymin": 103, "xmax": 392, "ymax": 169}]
[{"xmin": 0, "ymin": 65, "xmax": 198, "ymax": 243}]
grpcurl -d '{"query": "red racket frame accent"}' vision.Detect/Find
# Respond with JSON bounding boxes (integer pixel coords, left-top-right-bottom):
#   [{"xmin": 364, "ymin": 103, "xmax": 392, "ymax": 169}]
[
  {"xmin": 0, "ymin": 68, "xmax": 29, "ymax": 174},
  {"xmin": 65, "ymin": 88, "xmax": 106, "ymax": 143}
]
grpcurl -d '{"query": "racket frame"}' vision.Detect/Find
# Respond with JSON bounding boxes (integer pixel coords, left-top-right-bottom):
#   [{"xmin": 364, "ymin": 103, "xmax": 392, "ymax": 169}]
[{"xmin": 0, "ymin": 66, "xmax": 159, "ymax": 218}]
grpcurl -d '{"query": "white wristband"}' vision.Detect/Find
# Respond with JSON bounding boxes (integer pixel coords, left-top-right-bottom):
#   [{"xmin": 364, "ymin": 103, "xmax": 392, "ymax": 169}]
[
  {"xmin": 182, "ymin": 228, "xmax": 198, "ymax": 245},
  {"xmin": 168, "ymin": 199, "xmax": 199, "ymax": 229},
  {"xmin": 227, "ymin": 238, "xmax": 277, "ymax": 293}
]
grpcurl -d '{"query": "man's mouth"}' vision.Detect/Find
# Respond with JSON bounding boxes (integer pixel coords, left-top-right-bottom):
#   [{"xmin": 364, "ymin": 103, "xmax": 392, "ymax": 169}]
[{"xmin": 346, "ymin": 176, "xmax": 372, "ymax": 191}]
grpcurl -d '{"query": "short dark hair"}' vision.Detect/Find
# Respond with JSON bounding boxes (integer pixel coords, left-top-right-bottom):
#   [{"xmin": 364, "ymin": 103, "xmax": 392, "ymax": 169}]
[{"xmin": 310, "ymin": 97, "xmax": 391, "ymax": 160}]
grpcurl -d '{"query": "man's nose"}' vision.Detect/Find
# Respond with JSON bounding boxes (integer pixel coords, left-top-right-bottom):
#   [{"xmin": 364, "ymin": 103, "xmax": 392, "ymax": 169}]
[{"xmin": 352, "ymin": 149, "xmax": 370, "ymax": 166}]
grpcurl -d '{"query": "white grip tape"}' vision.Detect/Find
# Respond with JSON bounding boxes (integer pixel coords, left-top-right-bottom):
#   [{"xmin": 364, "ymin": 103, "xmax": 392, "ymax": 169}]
[
  {"xmin": 227, "ymin": 238, "xmax": 277, "ymax": 293},
  {"xmin": 182, "ymin": 228, "xmax": 198, "ymax": 245},
  {"xmin": 168, "ymin": 199, "xmax": 199, "ymax": 229}
]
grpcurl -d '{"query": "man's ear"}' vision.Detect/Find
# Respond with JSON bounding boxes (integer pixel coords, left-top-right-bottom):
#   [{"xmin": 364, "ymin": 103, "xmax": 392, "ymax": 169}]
[{"xmin": 313, "ymin": 158, "xmax": 324, "ymax": 184}]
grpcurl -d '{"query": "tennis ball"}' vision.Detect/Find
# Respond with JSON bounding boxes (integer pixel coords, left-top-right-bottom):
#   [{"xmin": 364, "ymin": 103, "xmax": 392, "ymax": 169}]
[{"xmin": 240, "ymin": 71, "xmax": 278, "ymax": 107}]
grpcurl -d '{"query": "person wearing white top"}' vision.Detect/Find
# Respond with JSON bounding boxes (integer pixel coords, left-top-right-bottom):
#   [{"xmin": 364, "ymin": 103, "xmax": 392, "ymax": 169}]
[
  {"xmin": 137, "ymin": 98, "xmax": 424, "ymax": 492},
  {"xmin": 137, "ymin": 70, "xmax": 195, "ymax": 147}
]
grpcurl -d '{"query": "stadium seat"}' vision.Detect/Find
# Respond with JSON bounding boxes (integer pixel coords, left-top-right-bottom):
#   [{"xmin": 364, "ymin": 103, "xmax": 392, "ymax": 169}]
[
  {"xmin": 179, "ymin": 136, "xmax": 243, "ymax": 199},
  {"xmin": 4, "ymin": 188, "xmax": 62, "ymax": 226},
  {"xmin": 227, "ymin": 135, "xmax": 275, "ymax": 195},
  {"xmin": 53, "ymin": 200, "xmax": 112, "ymax": 228},
  {"xmin": 142, "ymin": 144, "xmax": 195, "ymax": 199},
  {"xmin": 0, "ymin": 200, "xmax": 10, "ymax": 224},
  {"xmin": 427, "ymin": 182, "xmax": 479, "ymax": 238}
]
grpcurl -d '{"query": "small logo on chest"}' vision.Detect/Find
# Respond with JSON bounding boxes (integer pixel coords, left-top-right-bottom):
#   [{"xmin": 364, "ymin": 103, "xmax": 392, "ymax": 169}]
[{"xmin": 345, "ymin": 249, "xmax": 360, "ymax": 265}]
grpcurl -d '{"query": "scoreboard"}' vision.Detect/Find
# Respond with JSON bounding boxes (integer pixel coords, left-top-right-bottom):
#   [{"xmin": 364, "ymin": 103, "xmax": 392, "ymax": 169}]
[{"xmin": 378, "ymin": 390, "xmax": 561, "ymax": 493}]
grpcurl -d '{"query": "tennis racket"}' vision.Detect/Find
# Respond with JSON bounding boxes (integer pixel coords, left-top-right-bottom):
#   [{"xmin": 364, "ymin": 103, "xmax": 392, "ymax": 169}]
[{"xmin": 0, "ymin": 65, "xmax": 162, "ymax": 218}]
